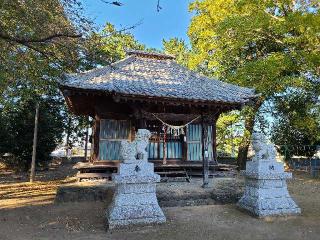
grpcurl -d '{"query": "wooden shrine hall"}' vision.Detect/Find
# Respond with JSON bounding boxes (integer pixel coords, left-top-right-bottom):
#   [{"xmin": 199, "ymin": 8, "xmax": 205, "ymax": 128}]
[{"xmin": 59, "ymin": 50, "xmax": 257, "ymax": 185}]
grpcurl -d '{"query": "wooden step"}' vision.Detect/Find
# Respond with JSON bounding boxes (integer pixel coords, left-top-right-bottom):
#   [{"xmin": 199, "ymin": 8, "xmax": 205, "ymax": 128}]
[
  {"xmin": 76, "ymin": 172, "xmax": 112, "ymax": 181},
  {"xmin": 156, "ymin": 171, "xmax": 187, "ymax": 175},
  {"xmin": 160, "ymin": 176, "xmax": 190, "ymax": 183}
]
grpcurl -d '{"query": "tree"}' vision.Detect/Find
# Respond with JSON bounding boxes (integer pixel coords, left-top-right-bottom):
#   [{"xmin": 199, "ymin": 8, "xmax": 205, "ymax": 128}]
[
  {"xmin": 64, "ymin": 113, "xmax": 90, "ymax": 153},
  {"xmin": 0, "ymin": 0, "xmax": 90, "ymax": 95},
  {"xmin": 216, "ymin": 112, "xmax": 243, "ymax": 157},
  {"xmin": 163, "ymin": 38, "xmax": 190, "ymax": 67},
  {"xmin": 0, "ymin": 84, "xmax": 65, "ymax": 171},
  {"xmin": 0, "ymin": 17, "xmax": 146, "ymax": 170},
  {"xmin": 83, "ymin": 22, "xmax": 145, "ymax": 69},
  {"xmin": 0, "ymin": 0, "xmax": 149, "ymax": 173},
  {"xmin": 271, "ymin": 90, "xmax": 320, "ymax": 160},
  {"xmin": 188, "ymin": 0, "xmax": 319, "ymax": 169},
  {"xmin": 0, "ymin": 0, "xmax": 90, "ymax": 171}
]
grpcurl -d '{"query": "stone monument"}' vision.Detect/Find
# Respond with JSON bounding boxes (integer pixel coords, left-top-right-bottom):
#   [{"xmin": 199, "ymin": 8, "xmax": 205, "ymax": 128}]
[
  {"xmin": 106, "ymin": 129, "xmax": 166, "ymax": 229},
  {"xmin": 237, "ymin": 132, "xmax": 301, "ymax": 217}
]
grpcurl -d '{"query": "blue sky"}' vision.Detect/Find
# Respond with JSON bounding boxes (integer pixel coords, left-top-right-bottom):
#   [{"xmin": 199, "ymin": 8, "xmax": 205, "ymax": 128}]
[{"xmin": 82, "ymin": 0, "xmax": 193, "ymax": 49}]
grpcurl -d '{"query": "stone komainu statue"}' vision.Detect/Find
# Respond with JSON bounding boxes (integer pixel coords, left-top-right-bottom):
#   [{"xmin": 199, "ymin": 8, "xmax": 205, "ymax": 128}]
[
  {"xmin": 251, "ymin": 132, "xmax": 276, "ymax": 162},
  {"xmin": 237, "ymin": 131, "xmax": 301, "ymax": 217},
  {"xmin": 120, "ymin": 129, "xmax": 151, "ymax": 162},
  {"xmin": 107, "ymin": 128, "xmax": 165, "ymax": 229}
]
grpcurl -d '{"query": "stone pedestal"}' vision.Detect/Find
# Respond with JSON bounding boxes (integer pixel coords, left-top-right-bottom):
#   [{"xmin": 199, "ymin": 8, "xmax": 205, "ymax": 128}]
[
  {"xmin": 237, "ymin": 133, "xmax": 301, "ymax": 217},
  {"xmin": 106, "ymin": 129, "xmax": 166, "ymax": 229}
]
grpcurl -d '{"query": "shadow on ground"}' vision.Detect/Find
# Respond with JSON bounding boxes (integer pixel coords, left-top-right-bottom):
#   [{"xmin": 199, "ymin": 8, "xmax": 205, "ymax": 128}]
[{"xmin": 0, "ymin": 161, "xmax": 319, "ymax": 240}]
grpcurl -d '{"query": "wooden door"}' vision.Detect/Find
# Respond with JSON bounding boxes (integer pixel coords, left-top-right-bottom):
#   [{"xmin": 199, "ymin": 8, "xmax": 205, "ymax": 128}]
[
  {"xmin": 99, "ymin": 119, "xmax": 130, "ymax": 160},
  {"xmin": 187, "ymin": 124, "xmax": 214, "ymax": 161}
]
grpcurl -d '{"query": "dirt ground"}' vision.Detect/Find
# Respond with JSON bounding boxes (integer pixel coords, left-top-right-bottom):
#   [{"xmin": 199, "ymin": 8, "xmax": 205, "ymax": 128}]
[{"xmin": 0, "ymin": 160, "xmax": 319, "ymax": 240}]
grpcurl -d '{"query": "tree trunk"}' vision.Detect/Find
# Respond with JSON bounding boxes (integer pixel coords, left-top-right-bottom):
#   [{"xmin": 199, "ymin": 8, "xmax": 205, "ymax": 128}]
[
  {"xmin": 236, "ymin": 98, "xmax": 263, "ymax": 170},
  {"xmin": 30, "ymin": 102, "xmax": 39, "ymax": 183},
  {"xmin": 236, "ymin": 116, "xmax": 255, "ymax": 170}
]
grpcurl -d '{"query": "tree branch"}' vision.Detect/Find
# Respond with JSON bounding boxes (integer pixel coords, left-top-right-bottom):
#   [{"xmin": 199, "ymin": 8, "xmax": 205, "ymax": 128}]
[
  {"xmin": 100, "ymin": 20, "xmax": 143, "ymax": 37},
  {"xmin": 100, "ymin": 1, "xmax": 123, "ymax": 6},
  {"xmin": 0, "ymin": 32, "xmax": 82, "ymax": 45},
  {"xmin": 157, "ymin": 0, "xmax": 162, "ymax": 12},
  {"xmin": 264, "ymin": 10, "xmax": 284, "ymax": 21}
]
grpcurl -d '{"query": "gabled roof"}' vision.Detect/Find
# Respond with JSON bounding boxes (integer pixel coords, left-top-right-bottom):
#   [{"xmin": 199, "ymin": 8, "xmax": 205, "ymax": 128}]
[{"xmin": 60, "ymin": 50, "xmax": 257, "ymax": 104}]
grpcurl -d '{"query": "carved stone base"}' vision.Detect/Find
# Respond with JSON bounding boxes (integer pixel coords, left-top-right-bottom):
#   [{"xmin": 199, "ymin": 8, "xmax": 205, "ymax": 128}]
[
  {"xmin": 238, "ymin": 159, "xmax": 301, "ymax": 217},
  {"xmin": 237, "ymin": 178, "xmax": 301, "ymax": 217},
  {"xmin": 106, "ymin": 161, "xmax": 166, "ymax": 229},
  {"xmin": 238, "ymin": 132, "xmax": 301, "ymax": 217}
]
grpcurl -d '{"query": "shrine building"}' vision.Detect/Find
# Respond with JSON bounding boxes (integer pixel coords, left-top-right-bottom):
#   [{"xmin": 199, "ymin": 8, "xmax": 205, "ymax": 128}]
[{"xmin": 59, "ymin": 50, "xmax": 257, "ymax": 184}]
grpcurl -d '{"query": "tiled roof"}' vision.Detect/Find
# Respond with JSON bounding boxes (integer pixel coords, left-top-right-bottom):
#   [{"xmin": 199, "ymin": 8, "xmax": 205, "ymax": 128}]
[{"xmin": 60, "ymin": 51, "xmax": 257, "ymax": 104}]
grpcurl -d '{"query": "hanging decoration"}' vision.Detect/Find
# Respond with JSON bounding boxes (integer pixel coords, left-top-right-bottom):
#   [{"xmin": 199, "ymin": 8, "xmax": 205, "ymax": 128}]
[{"xmin": 152, "ymin": 113, "xmax": 201, "ymax": 137}]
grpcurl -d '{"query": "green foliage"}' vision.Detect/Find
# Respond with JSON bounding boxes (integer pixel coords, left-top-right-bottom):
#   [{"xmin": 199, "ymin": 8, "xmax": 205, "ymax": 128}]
[
  {"xmin": 100, "ymin": 23, "xmax": 145, "ymax": 62},
  {"xmin": 64, "ymin": 114, "xmax": 90, "ymax": 149},
  {"xmin": 0, "ymin": 0, "xmax": 88, "ymax": 170},
  {"xmin": 0, "ymin": 0, "xmax": 145, "ymax": 171},
  {"xmin": 84, "ymin": 22, "xmax": 145, "ymax": 68},
  {"xmin": 216, "ymin": 112, "xmax": 243, "ymax": 157},
  {"xmin": 188, "ymin": 0, "xmax": 319, "ymax": 165},
  {"xmin": 162, "ymin": 38, "xmax": 190, "ymax": 67},
  {"xmin": 271, "ymin": 90, "xmax": 320, "ymax": 159},
  {"xmin": 0, "ymin": 85, "xmax": 65, "ymax": 171},
  {"xmin": 0, "ymin": 0, "xmax": 91, "ymax": 170},
  {"xmin": 0, "ymin": 0, "xmax": 88, "ymax": 94},
  {"xmin": 188, "ymin": 0, "xmax": 319, "ymax": 95}
]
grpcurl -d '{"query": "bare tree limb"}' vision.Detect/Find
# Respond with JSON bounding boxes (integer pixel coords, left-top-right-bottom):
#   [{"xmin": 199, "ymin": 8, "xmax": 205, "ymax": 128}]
[
  {"xmin": 0, "ymin": 31, "xmax": 82, "ymax": 45},
  {"xmin": 100, "ymin": 20, "xmax": 143, "ymax": 37},
  {"xmin": 100, "ymin": 1, "xmax": 123, "ymax": 6},
  {"xmin": 157, "ymin": 0, "xmax": 162, "ymax": 12}
]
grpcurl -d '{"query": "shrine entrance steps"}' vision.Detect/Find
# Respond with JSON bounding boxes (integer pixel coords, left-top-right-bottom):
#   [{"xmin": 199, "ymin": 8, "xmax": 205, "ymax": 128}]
[{"xmin": 73, "ymin": 160, "xmax": 237, "ymax": 182}]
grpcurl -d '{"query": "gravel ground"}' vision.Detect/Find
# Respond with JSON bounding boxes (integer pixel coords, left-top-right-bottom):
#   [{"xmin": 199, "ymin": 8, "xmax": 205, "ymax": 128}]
[
  {"xmin": 55, "ymin": 177, "xmax": 244, "ymax": 206},
  {"xmin": 0, "ymin": 162, "xmax": 319, "ymax": 240}
]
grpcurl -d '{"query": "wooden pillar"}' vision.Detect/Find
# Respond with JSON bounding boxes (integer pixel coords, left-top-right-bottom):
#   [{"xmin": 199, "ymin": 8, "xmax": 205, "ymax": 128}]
[
  {"xmin": 182, "ymin": 127, "xmax": 188, "ymax": 161},
  {"xmin": 84, "ymin": 123, "xmax": 89, "ymax": 161},
  {"xmin": 201, "ymin": 115, "xmax": 210, "ymax": 188},
  {"xmin": 92, "ymin": 115, "xmax": 100, "ymax": 161},
  {"xmin": 163, "ymin": 126, "xmax": 167, "ymax": 165},
  {"xmin": 212, "ymin": 118, "xmax": 218, "ymax": 164},
  {"xmin": 134, "ymin": 108, "xmax": 146, "ymax": 129},
  {"xmin": 137, "ymin": 117, "xmax": 147, "ymax": 129}
]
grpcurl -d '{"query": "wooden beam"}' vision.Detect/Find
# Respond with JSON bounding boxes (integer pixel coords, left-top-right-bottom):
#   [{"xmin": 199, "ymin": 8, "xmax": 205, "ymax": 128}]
[
  {"xmin": 60, "ymin": 86, "xmax": 243, "ymax": 116},
  {"xmin": 141, "ymin": 111, "xmax": 201, "ymax": 122}
]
